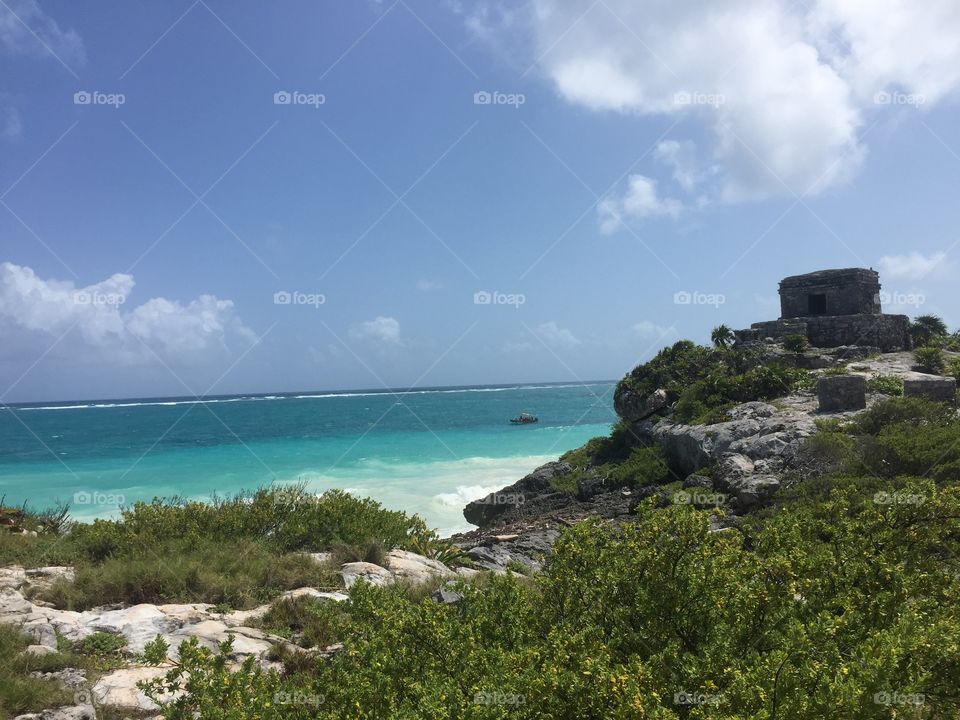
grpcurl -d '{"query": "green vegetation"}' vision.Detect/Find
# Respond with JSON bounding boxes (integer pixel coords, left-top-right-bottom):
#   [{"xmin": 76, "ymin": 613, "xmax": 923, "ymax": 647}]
[
  {"xmin": 140, "ymin": 466, "xmax": 960, "ymax": 718},
  {"xmin": 821, "ymin": 364, "xmax": 849, "ymax": 376},
  {"xmin": 913, "ymin": 345, "xmax": 946, "ymax": 374},
  {"xmin": 865, "ymin": 374, "xmax": 904, "ymax": 396},
  {"xmin": 555, "ymin": 422, "xmax": 674, "ymax": 493},
  {"xmin": 910, "ymin": 314, "xmax": 949, "ymax": 347},
  {"xmin": 710, "ymin": 324, "xmax": 734, "ymax": 348},
  {"xmin": 4, "ymin": 486, "xmax": 437, "ymax": 610},
  {"xmin": 782, "ymin": 333, "xmax": 808, "ymax": 353},
  {"xmin": 615, "ymin": 340, "xmax": 814, "ymax": 427},
  {"xmin": 79, "ymin": 631, "xmax": 126, "ymax": 658},
  {"xmin": 256, "ymin": 596, "xmax": 348, "ymax": 650},
  {"xmin": 0, "ymin": 625, "xmax": 73, "ymax": 720}
]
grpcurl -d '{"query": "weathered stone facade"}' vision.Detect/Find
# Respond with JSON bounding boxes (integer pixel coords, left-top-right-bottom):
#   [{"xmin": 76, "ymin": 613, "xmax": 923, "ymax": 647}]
[
  {"xmin": 735, "ymin": 268, "xmax": 911, "ymax": 351},
  {"xmin": 780, "ymin": 268, "xmax": 881, "ymax": 318}
]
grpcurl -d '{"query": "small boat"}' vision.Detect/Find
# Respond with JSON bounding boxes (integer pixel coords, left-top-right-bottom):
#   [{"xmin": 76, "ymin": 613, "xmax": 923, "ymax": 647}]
[{"xmin": 509, "ymin": 412, "xmax": 538, "ymax": 425}]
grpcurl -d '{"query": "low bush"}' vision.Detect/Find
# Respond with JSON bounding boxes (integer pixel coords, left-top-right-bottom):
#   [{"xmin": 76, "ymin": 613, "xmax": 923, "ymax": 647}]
[
  {"xmin": 866, "ymin": 374, "xmax": 904, "ymax": 396},
  {"xmin": 914, "ymin": 346, "xmax": 946, "ymax": 374},
  {"xmin": 783, "ymin": 333, "xmax": 808, "ymax": 353},
  {"xmin": 0, "ymin": 625, "xmax": 73, "ymax": 719},
  {"xmin": 256, "ymin": 596, "xmax": 348, "ymax": 650}
]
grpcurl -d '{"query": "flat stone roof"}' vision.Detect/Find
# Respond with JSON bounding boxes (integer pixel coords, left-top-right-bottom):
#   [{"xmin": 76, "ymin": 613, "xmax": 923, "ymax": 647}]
[{"xmin": 779, "ymin": 268, "xmax": 879, "ymax": 288}]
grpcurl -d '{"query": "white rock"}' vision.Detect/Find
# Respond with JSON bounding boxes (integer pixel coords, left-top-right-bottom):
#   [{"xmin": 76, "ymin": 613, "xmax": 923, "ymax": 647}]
[
  {"xmin": 21, "ymin": 644, "xmax": 57, "ymax": 657},
  {"xmin": 386, "ymin": 549, "xmax": 454, "ymax": 583},
  {"xmin": 339, "ymin": 562, "xmax": 394, "ymax": 588},
  {"xmin": 91, "ymin": 667, "xmax": 167, "ymax": 711}
]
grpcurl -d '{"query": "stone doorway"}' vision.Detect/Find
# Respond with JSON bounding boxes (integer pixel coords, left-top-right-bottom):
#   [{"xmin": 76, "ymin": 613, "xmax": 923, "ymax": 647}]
[{"xmin": 808, "ymin": 293, "xmax": 827, "ymax": 315}]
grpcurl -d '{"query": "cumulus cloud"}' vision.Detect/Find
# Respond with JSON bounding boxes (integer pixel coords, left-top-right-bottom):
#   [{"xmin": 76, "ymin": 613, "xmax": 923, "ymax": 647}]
[
  {"xmin": 878, "ymin": 251, "xmax": 951, "ymax": 280},
  {"xmin": 466, "ymin": 0, "xmax": 960, "ymax": 227},
  {"xmin": 0, "ymin": 262, "xmax": 255, "ymax": 365},
  {"xmin": 0, "ymin": 0, "xmax": 86, "ymax": 67},
  {"xmin": 350, "ymin": 316, "xmax": 402, "ymax": 345},
  {"xmin": 534, "ymin": 320, "xmax": 580, "ymax": 347},
  {"xmin": 598, "ymin": 174, "xmax": 682, "ymax": 232}
]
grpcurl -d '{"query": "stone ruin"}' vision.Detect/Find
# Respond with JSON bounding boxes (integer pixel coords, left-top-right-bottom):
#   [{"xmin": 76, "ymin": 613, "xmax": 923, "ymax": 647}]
[{"xmin": 735, "ymin": 268, "xmax": 911, "ymax": 352}]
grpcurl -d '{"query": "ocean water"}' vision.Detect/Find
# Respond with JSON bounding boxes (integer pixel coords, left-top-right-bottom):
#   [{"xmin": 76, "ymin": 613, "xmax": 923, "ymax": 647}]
[{"xmin": 0, "ymin": 382, "xmax": 616, "ymax": 535}]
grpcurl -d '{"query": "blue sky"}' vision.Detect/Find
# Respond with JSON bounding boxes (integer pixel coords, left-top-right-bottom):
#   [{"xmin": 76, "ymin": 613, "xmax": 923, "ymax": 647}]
[{"xmin": 2, "ymin": 0, "xmax": 959, "ymax": 402}]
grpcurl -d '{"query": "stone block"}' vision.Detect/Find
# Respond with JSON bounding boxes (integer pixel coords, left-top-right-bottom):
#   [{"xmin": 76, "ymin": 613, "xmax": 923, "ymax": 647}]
[
  {"xmin": 817, "ymin": 375, "xmax": 866, "ymax": 411},
  {"xmin": 904, "ymin": 375, "xmax": 957, "ymax": 403}
]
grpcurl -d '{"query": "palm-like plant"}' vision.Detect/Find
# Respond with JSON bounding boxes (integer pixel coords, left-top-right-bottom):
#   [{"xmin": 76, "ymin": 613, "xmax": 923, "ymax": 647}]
[
  {"xmin": 911, "ymin": 314, "xmax": 949, "ymax": 347},
  {"xmin": 711, "ymin": 324, "xmax": 735, "ymax": 348}
]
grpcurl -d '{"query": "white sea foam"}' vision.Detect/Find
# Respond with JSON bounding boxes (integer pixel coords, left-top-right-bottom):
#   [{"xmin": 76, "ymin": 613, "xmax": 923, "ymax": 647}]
[{"xmin": 18, "ymin": 383, "xmax": 610, "ymax": 411}]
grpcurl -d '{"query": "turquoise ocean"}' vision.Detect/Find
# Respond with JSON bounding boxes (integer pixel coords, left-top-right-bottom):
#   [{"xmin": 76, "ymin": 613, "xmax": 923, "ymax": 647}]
[{"xmin": 0, "ymin": 382, "xmax": 616, "ymax": 535}]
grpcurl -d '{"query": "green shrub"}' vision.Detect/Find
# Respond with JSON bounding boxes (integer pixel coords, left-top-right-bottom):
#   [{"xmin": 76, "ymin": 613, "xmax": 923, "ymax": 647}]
[
  {"xmin": 256, "ymin": 597, "xmax": 347, "ymax": 650},
  {"xmin": 821, "ymin": 365, "xmax": 848, "ymax": 376},
  {"xmin": 783, "ymin": 334, "xmax": 808, "ymax": 353},
  {"xmin": 914, "ymin": 346, "xmax": 946, "ymax": 374},
  {"xmin": 41, "ymin": 538, "xmax": 338, "ymax": 610},
  {"xmin": 79, "ymin": 631, "xmax": 126, "ymax": 657},
  {"xmin": 866, "ymin": 374, "xmax": 904, "ymax": 396},
  {"xmin": 910, "ymin": 314, "xmax": 949, "ymax": 347},
  {"xmin": 145, "ymin": 481, "xmax": 960, "ymax": 719},
  {"xmin": 849, "ymin": 396, "xmax": 955, "ymax": 435},
  {"xmin": 0, "ymin": 624, "xmax": 73, "ymax": 718}
]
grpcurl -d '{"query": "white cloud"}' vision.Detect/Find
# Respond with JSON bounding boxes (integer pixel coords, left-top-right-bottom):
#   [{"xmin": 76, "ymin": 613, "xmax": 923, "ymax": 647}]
[
  {"xmin": 0, "ymin": 0, "xmax": 85, "ymax": 67},
  {"xmin": 467, "ymin": 0, "xmax": 960, "ymax": 225},
  {"xmin": 534, "ymin": 320, "xmax": 580, "ymax": 347},
  {"xmin": 415, "ymin": 279, "xmax": 443, "ymax": 291},
  {"xmin": 1, "ymin": 102, "xmax": 22, "ymax": 140},
  {"xmin": 878, "ymin": 251, "xmax": 951, "ymax": 280},
  {"xmin": 0, "ymin": 262, "xmax": 254, "ymax": 364},
  {"xmin": 350, "ymin": 316, "xmax": 402, "ymax": 345},
  {"xmin": 598, "ymin": 174, "xmax": 681, "ymax": 232}
]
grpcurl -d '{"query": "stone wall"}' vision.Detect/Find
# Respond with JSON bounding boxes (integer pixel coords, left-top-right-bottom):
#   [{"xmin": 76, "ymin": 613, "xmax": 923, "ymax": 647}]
[
  {"xmin": 779, "ymin": 268, "xmax": 881, "ymax": 319},
  {"xmin": 736, "ymin": 313, "xmax": 911, "ymax": 352}
]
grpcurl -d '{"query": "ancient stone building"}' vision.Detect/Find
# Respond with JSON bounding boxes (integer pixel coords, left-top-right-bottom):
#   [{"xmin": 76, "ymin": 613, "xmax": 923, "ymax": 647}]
[{"xmin": 735, "ymin": 268, "xmax": 911, "ymax": 351}]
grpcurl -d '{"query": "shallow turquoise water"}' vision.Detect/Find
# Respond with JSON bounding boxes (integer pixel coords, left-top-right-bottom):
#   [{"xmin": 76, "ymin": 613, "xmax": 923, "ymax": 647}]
[{"xmin": 0, "ymin": 382, "xmax": 616, "ymax": 534}]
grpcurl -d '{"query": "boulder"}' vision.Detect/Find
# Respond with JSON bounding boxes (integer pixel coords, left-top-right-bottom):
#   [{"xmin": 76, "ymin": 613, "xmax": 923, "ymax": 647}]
[
  {"xmin": 13, "ymin": 704, "xmax": 96, "ymax": 720},
  {"xmin": 339, "ymin": 562, "xmax": 393, "ymax": 588},
  {"xmin": 615, "ymin": 387, "xmax": 669, "ymax": 423},
  {"xmin": 904, "ymin": 375, "xmax": 957, "ymax": 403},
  {"xmin": 432, "ymin": 587, "xmax": 463, "ymax": 605},
  {"xmin": 682, "ymin": 474, "xmax": 713, "ymax": 489},
  {"xmin": 91, "ymin": 667, "xmax": 167, "ymax": 712},
  {"xmin": 387, "ymin": 550, "xmax": 454, "ymax": 583},
  {"xmin": 817, "ymin": 375, "xmax": 866, "ymax": 412},
  {"xmin": 463, "ymin": 461, "xmax": 571, "ymax": 527},
  {"xmin": 575, "ymin": 474, "xmax": 606, "ymax": 500}
]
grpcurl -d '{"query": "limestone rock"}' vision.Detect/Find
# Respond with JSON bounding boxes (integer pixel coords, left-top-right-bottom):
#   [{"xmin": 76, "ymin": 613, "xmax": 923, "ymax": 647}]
[
  {"xmin": 817, "ymin": 375, "xmax": 866, "ymax": 412},
  {"xmin": 904, "ymin": 374, "xmax": 957, "ymax": 403},
  {"xmin": 13, "ymin": 704, "xmax": 96, "ymax": 720},
  {"xmin": 387, "ymin": 549, "xmax": 454, "ymax": 583},
  {"xmin": 339, "ymin": 562, "xmax": 393, "ymax": 588},
  {"xmin": 615, "ymin": 387, "xmax": 669, "ymax": 423},
  {"xmin": 464, "ymin": 461, "xmax": 571, "ymax": 527},
  {"xmin": 91, "ymin": 667, "xmax": 167, "ymax": 712}
]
